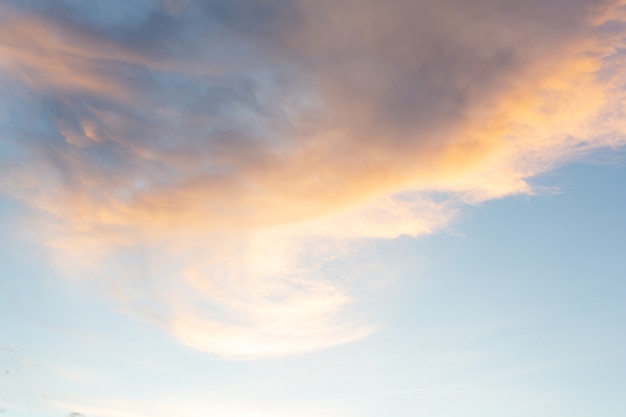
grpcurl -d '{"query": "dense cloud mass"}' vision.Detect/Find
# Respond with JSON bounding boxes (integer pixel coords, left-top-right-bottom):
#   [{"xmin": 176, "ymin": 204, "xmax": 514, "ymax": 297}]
[{"xmin": 1, "ymin": 0, "xmax": 625, "ymax": 357}]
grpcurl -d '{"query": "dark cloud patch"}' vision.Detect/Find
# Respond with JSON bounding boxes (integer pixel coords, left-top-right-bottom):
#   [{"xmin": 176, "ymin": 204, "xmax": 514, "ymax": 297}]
[
  {"xmin": 1, "ymin": 0, "xmax": 623, "ymax": 228},
  {"xmin": 0, "ymin": 0, "xmax": 621, "ymax": 256}
]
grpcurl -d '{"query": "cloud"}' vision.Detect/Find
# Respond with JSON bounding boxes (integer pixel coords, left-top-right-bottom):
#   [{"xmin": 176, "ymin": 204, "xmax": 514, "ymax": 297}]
[{"xmin": 1, "ymin": 0, "xmax": 625, "ymax": 358}]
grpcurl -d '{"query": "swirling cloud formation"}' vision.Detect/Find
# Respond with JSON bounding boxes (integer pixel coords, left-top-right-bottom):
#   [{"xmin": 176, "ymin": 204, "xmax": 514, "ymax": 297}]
[{"xmin": 1, "ymin": 0, "xmax": 625, "ymax": 358}]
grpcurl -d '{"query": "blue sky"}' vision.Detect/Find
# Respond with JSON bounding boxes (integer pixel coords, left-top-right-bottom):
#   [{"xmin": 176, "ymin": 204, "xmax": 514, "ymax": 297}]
[
  {"xmin": 2, "ymin": 155, "xmax": 625, "ymax": 417},
  {"xmin": 1, "ymin": 1, "xmax": 626, "ymax": 416}
]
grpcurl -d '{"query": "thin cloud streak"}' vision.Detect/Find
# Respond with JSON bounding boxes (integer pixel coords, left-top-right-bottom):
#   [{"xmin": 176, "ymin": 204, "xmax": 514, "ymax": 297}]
[{"xmin": 1, "ymin": 0, "xmax": 625, "ymax": 357}]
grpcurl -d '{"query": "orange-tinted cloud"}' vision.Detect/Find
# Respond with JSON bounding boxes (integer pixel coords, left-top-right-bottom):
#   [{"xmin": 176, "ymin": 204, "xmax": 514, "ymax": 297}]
[{"xmin": 1, "ymin": 0, "xmax": 625, "ymax": 357}]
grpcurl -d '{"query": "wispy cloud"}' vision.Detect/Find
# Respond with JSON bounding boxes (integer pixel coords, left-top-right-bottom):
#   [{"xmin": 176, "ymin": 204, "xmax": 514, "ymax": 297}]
[{"xmin": 1, "ymin": 0, "xmax": 625, "ymax": 357}]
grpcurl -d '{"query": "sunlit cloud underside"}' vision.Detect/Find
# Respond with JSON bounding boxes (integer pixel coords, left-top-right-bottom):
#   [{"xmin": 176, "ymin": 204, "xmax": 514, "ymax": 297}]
[{"xmin": 1, "ymin": 0, "xmax": 626, "ymax": 358}]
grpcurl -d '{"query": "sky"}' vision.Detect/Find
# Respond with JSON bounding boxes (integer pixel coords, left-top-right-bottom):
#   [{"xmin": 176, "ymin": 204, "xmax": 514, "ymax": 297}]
[{"xmin": 0, "ymin": 0, "xmax": 625, "ymax": 416}]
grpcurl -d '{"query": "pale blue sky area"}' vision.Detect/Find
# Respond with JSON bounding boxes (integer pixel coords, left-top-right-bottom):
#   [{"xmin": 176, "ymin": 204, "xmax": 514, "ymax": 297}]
[{"xmin": 1, "ymin": 157, "xmax": 624, "ymax": 417}]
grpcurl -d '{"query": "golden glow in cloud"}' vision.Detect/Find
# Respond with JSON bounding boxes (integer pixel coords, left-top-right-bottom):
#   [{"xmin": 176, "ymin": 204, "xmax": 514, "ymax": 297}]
[{"xmin": 1, "ymin": 0, "xmax": 625, "ymax": 358}]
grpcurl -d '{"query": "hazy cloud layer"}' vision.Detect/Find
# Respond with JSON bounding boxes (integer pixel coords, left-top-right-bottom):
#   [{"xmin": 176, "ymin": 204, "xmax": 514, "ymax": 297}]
[{"xmin": 1, "ymin": 0, "xmax": 625, "ymax": 357}]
